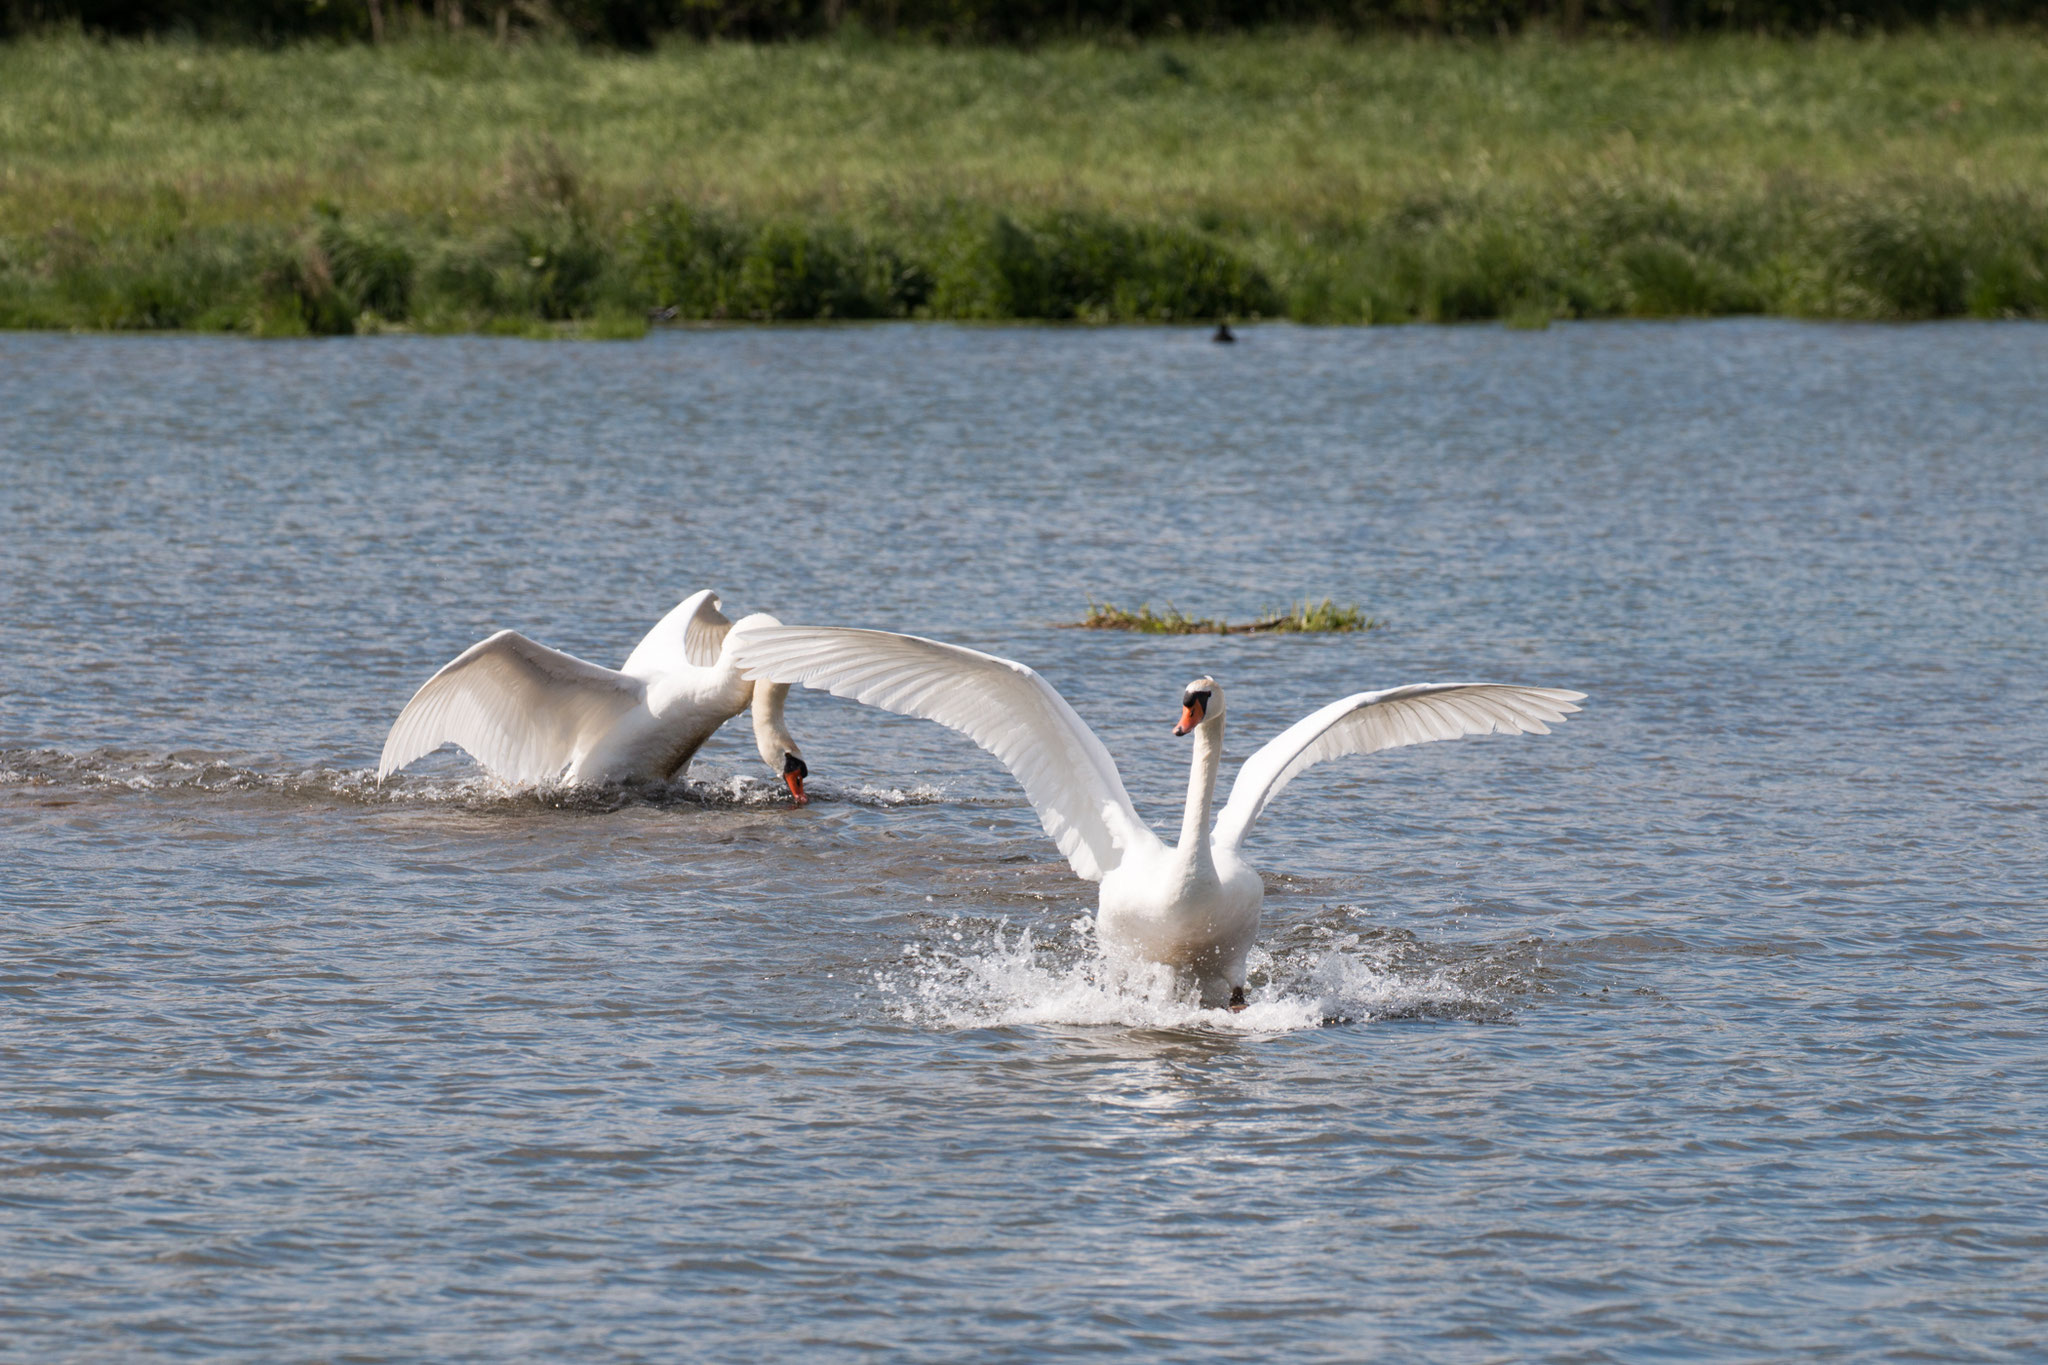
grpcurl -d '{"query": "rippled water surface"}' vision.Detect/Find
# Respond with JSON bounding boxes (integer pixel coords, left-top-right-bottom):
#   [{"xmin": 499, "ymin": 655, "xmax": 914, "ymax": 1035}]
[{"xmin": 4, "ymin": 322, "xmax": 2045, "ymax": 1361}]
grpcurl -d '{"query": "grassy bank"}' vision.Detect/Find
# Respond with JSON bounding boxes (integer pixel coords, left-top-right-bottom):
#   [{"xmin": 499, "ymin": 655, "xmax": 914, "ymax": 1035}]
[{"xmin": 3, "ymin": 29, "xmax": 2046, "ymax": 333}]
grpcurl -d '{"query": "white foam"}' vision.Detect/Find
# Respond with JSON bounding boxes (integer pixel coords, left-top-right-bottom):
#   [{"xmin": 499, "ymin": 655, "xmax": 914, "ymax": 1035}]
[
  {"xmin": 677, "ymin": 771, "xmax": 944, "ymax": 809},
  {"xmin": 870, "ymin": 915, "xmax": 1490, "ymax": 1034},
  {"xmin": 3, "ymin": 747, "xmax": 942, "ymax": 813}
]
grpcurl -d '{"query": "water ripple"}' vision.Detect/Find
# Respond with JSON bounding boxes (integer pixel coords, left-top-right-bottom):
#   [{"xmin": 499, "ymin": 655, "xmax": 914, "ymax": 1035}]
[{"xmin": 2, "ymin": 322, "xmax": 2045, "ymax": 1361}]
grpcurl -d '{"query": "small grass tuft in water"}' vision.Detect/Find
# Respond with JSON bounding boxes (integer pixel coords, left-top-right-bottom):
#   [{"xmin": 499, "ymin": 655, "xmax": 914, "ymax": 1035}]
[
  {"xmin": 1259, "ymin": 596, "xmax": 1378, "ymax": 633},
  {"xmin": 1067, "ymin": 597, "xmax": 1378, "ymax": 635},
  {"xmin": 1070, "ymin": 601, "xmax": 1227, "ymax": 634}
]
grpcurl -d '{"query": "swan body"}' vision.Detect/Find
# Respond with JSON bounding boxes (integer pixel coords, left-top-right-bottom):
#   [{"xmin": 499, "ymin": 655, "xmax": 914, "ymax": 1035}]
[
  {"xmin": 379, "ymin": 590, "xmax": 809, "ymax": 799},
  {"xmin": 1095, "ymin": 684, "xmax": 1264, "ymax": 990},
  {"xmin": 1097, "ymin": 846, "xmax": 1263, "ymax": 993},
  {"xmin": 732, "ymin": 626, "xmax": 1583, "ymax": 1005}
]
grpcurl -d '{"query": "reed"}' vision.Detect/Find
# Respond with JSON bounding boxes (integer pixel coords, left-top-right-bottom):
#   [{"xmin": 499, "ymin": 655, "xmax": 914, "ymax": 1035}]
[{"xmin": 2, "ymin": 30, "xmax": 2044, "ymax": 332}]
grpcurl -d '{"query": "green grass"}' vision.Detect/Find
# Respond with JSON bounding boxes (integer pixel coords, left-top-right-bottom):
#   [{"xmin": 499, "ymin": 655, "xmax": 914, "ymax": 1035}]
[
  {"xmin": 1068, "ymin": 598, "xmax": 1380, "ymax": 634},
  {"xmin": 1071, "ymin": 602, "xmax": 1232, "ymax": 633},
  {"xmin": 1259, "ymin": 597, "xmax": 1378, "ymax": 633},
  {"xmin": 3, "ymin": 29, "xmax": 2047, "ymax": 332}
]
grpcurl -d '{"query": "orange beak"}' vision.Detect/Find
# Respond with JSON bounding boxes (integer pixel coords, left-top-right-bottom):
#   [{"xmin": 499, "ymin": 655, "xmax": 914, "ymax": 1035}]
[
  {"xmin": 1173, "ymin": 698, "xmax": 1206, "ymax": 736},
  {"xmin": 784, "ymin": 770, "xmax": 808, "ymax": 805}
]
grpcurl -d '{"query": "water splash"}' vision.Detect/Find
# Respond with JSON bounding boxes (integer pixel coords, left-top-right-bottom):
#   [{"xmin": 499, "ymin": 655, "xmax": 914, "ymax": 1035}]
[
  {"xmin": 870, "ymin": 911, "xmax": 1513, "ymax": 1034},
  {"xmin": 0, "ymin": 747, "xmax": 940, "ymax": 812}
]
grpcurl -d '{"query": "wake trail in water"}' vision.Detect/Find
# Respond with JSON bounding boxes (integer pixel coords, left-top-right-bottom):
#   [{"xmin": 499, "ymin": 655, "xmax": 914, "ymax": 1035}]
[
  {"xmin": 0, "ymin": 746, "xmax": 940, "ymax": 812},
  {"xmin": 872, "ymin": 910, "xmax": 1533, "ymax": 1034}
]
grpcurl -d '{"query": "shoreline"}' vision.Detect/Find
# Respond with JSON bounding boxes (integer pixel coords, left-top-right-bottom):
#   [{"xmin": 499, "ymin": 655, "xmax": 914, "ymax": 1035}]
[{"xmin": 5, "ymin": 30, "xmax": 2044, "ymax": 334}]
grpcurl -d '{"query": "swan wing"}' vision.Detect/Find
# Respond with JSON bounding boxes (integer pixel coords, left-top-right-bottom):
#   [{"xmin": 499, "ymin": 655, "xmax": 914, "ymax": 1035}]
[
  {"xmin": 621, "ymin": 589, "xmax": 732, "ymax": 677},
  {"xmin": 732, "ymin": 626, "xmax": 1158, "ymax": 881},
  {"xmin": 1214, "ymin": 683, "xmax": 1585, "ymax": 851},
  {"xmin": 379, "ymin": 630, "xmax": 646, "ymax": 784}
]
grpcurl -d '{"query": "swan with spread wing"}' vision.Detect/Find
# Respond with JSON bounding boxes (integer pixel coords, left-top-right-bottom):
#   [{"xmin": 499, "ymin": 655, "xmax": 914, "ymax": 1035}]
[
  {"xmin": 732, "ymin": 626, "xmax": 1583, "ymax": 1007},
  {"xmin": 379, "ymin": 590, "xmax": 810, "ymax": 800}
]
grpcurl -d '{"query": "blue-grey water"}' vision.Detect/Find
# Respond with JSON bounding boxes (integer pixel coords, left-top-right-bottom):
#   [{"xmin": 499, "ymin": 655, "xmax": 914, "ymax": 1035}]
[{"xmin": 2, "ymin": 321, "xmax": 2044, "ymax": 1362}]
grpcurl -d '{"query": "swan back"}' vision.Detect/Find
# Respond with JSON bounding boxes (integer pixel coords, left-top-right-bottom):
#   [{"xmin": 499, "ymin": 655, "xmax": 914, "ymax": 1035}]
[{"xmin": 621, "ymin": 589, "xmax": 733, "ymax": 680}]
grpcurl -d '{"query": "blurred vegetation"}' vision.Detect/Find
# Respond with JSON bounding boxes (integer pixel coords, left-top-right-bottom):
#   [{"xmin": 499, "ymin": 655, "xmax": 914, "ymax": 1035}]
[
  {"xmin": 1, "ymin": 29, "xmax": 2045, "ymax": 333},
  {"xmin": 7, "ymin": 0, "xmax": 2046, "ymax": 44}
]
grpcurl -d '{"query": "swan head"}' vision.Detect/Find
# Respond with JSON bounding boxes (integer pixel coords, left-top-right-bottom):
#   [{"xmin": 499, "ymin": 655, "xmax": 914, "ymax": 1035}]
[
  {"xmin": 779, "ymin": 750, "xmax": 810, "ymax": 806},
  {"xmin": 1173, "ymin": 676, "xmax": 1220, "ymax": 736},
  {"xmin": 749, "ymin": 677, "xmax": 808, "ymax": 805}
]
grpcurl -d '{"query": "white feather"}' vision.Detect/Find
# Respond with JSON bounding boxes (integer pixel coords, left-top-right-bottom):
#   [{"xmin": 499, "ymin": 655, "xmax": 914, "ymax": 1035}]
[
  {"xmin": 621, "ymin": 589, "xmax": 732, "ymax": 677},
  {"xmin": 377, "ymin": 630, "xmax": 645, "ymax": 784},
  {"xmin": 731, "ymin": 626, "xmax": 1159, "ymax": 881},
  {"xmin": 1212, "ymin": 683, "xmax": 1585, "ymax": 851}
]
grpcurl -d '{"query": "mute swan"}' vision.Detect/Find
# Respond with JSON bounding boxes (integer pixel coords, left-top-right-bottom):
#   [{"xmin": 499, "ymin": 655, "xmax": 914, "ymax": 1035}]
[
  {"xmin": 379, "ymin": 590, "xmax": 809, "ymax": 801},
  {"xmin": 732, "ymin": 626, "xmax": 1583, "ymax": 1007}
]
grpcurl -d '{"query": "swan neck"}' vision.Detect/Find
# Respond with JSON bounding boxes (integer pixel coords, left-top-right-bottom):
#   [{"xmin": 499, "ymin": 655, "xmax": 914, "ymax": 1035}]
[
  {"xmin": 1179, "ymin": 716, "xmax": 1223, "ymax": 857},
  {"xmin": 750, "ymin": 681, "xmax": 795, "ymax": 770}
]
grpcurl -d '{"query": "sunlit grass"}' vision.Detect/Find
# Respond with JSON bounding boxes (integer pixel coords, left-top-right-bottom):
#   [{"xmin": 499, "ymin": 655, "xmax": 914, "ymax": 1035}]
[
  {"xmin": 1071, "ymin": 602, "xmax": 1231, "ymax": 634},
  {"xmin": 1068, "ymin": 598, "xmax": 1379, "ymax": 634},
  {"xmin": 1259, "ymin": 597, "xmax": 1378, "ymax": 633},
  {"xmin": 2, "ymin": 29, "xmax": 2045, "ymax": 331}
]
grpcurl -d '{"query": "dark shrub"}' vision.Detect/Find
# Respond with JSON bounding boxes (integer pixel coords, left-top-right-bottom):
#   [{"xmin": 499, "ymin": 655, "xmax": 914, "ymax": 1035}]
[
  {"xmin": 318, "ymin": 218, "xmax": 414, "ymax": 320},
  {"xmin": 1833, "ymin": 200, "xmax": 1970, "ymax": 318},
  {"xmin": 735, "ymin": 221, "xmax": 898, "ymax": 320},
  {"xmin": 930, "ymin": 210, "xmax": 1275, "ymax": 320},
  {"xmin": 513, "ymin": 228, "xmax": 607, "ymax": 319},
  {"xmin": 635, "ymin": 202, "xmax": 748, "ymax": 317}
]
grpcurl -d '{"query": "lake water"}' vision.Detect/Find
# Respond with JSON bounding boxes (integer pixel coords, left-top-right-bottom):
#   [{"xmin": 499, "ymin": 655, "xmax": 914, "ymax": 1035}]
[{"xmin": 3, "ymin": 321, "xmax": 2044, "ymax": 1362}]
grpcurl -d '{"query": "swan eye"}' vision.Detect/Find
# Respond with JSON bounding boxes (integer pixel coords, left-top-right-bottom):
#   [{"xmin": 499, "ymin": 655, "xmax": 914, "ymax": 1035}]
[
  {"xmin": 783, "ymin": 754, "xmax": 808, "ymax": 779},
  {"xmin": 1182, "ymin": 690, "xmax": 1211, "ymax": 711}
]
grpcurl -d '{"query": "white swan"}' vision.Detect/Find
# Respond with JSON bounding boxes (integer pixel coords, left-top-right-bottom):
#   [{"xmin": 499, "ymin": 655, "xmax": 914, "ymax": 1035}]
[
  {"xmin": 378, "ymin": 590, "xmax": 809, "ymax": 800},
  {"xmin": 732, "ymin": 626, "xmax": 1583, "ymax": 1006}
]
